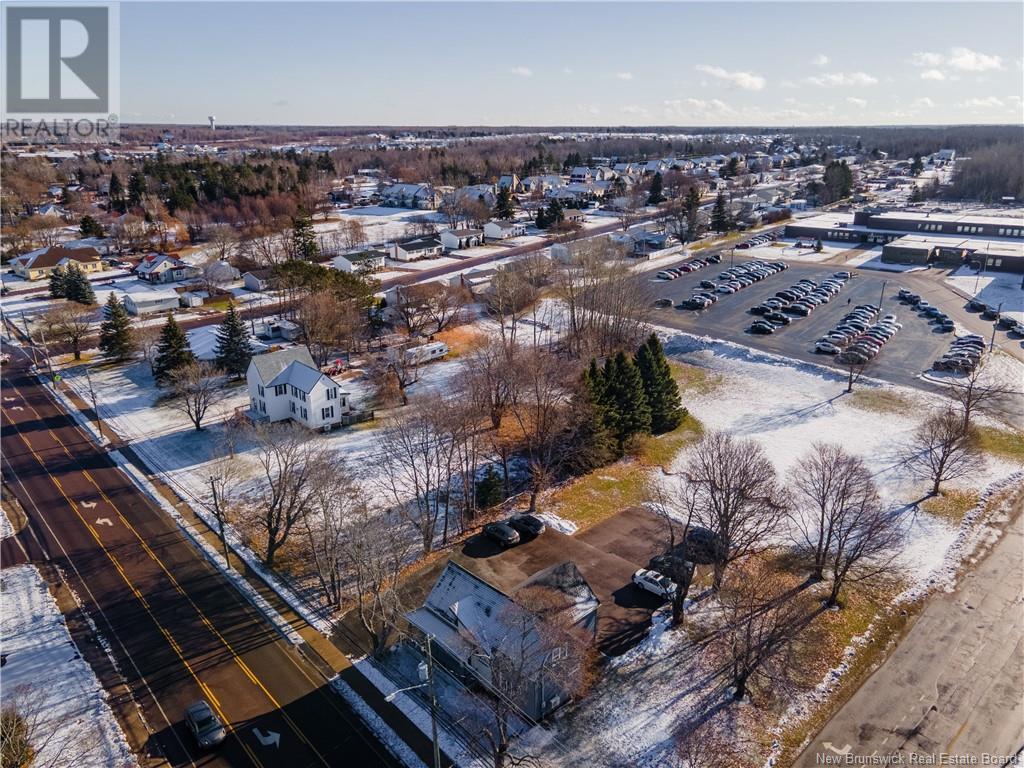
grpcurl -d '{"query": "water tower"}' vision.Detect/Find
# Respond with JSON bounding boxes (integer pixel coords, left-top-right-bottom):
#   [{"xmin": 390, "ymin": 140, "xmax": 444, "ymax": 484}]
[{"xmin": 208, "ymin": 115, "xmax": 216, "ymax": 132}]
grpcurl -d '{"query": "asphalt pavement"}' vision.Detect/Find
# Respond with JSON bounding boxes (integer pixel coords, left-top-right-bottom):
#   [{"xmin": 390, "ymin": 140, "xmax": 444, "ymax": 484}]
[
  {"xmin": 796, "ymin": 505, "xmax": 1024, "ymax": 767},
  {"xmin": 645, "ymin": 256, "xmax": 1021, "ymax": 392},
  {"xmin": 0, "ymin": 350, "xmax": 396, "ymax": 768}
]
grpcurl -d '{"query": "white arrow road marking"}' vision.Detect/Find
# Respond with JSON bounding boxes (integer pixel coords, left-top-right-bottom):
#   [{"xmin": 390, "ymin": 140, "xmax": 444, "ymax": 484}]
[
  {"xmin": 95, "ymin": 518, "xmax": 113, "ymax": 527},
  {"xmin": 3, "ymin": 397, "xmax": 16, "ymax": 402},
  {"xmin": 9, "ymin": 406, "xmax": 24, "ymax": 411},
  {"xmin": 81, "ymin": 501, "xmax": 97, "ymax": 509},
  {"xmin": 251, "ymin": 728, "xmax": 280, "ymax": 748},
  {"xmin": 823, "ymin": 742, "xmax": 852, "ymax": 755}
]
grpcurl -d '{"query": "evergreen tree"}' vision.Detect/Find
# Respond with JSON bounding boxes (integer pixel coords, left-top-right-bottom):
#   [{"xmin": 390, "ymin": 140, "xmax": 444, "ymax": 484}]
[
  {"xmin": 128, "ymin": 172, "xmax": 146, "ymax": 207},
  {"xmin": 48, "ymin": 265, "xmax": 68, "ymax": 299},
  {"xmin": 475, "ymin": 465, "xmax": 504, "ymax": 510},
  {"xmin": 79, "ymin": 215, "xmax": 104, "ymax": 238},
  {"xmin": 108, "ymin": 172, "xmax": 125, "ymax": 213},
  {"xmin": 822, "ymin": 160, "xmax": 854, "ymax": 202},
  {"xmin": 535, "ymin": 206, "xmax": 549, "ymax": 228},
  {"xmin": 64, "ymin": 264, "xmax": 96, "ymax": 305},
  {"xmin": 99, "ymin": 293, "xmax": 136, "ymax": 362},
  {"xmin": 635, "ymin": 334, "xmax": 685, "ymax": 434},
  {"xmin": 292, "ymin": 211, "xmax": 319, "ymax": 260},
  {"xmin": 153, "ymin": 314, "xmax": 195, "ymax": 384},
  {"xmin": 814, "ymin": 237, "xmax": 824, "ymax": 253},
  {"xmin": 561, "ymin": 379, "xmax": 618, "ymax": 472},
  {"xmin": 646, "ymin": 172, "xmax": 666, "ymax": 205},
  {"xmin": 547, "ymin": 198, "xmax": 564, "ymax": 224},
  {"xmin": 711, "ymin": 192, "xmax": 730, "ymax": 233},
  {"xmin": 601, "ymin": 352, "xmax": 651, "ymax": 450},
  {"xmin": 908, "ymin": 185, "xmax": 925, "ymax": 203},
  {"xmin": 494, "ymin": 186, "xmax": 515, "ymax": 220},
  {"xmin": 910, "ymin": 155, "xmax": 924, "ymax": 177},
  {"xmin": 214, "ymin": 303, "xmax": 253, "ymax": 378}
]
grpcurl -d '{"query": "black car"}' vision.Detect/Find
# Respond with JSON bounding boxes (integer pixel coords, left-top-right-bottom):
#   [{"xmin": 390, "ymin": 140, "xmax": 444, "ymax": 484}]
[
  {"xmin": 750, "ymin": 304, "xmax": 771, "ymax": 315},
  {"xmin": 506, "ymin": 514, "xmax": 545, "ymax": 540},
  {"xmin": 749, "ymin": 322, "xmax": 775, "ymax": 334},
  {"xmin": 679, "ymin": 298, "xmax": 706, "ymax": 310},
  {"xmin": 764, "ymin": 312, "xmax": 792, "ymax": 325},
  {"xmin": 483, "ymin": 521, "xmax": 520, "ymax": 548},
  {"xmin": 923, "ymin": 306, "xmax": 943, "ymax": 318},
  {"xmin": 706, "ymin": 253, "xmax": 722, "ymax": 264},
  {"xmin": 997, "ymin": 315, "xmax": 1017, "ymax": 329},
  {"xmin": 700, "ymin": 280, "xmax": 716, "ymax": 290},
  {"xmin": 785, "ymin": 304, "xmax": 811, "ymax": 317},
  {"xmin": 967, "ymin": 298, "xmax": 986, "ymax": 311},
  {"xmin": 938, "ymin": 319, "xmax": 955, "ymax": 332},
  {"xmin": 981, "ymin": 305, "xmax": 1001, "ymax": 320}
]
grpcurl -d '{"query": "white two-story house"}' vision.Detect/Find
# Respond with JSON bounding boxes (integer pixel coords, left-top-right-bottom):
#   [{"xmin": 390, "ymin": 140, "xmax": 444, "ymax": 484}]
[{"xmin": 246, "ymin": 347, "xmax": 351, "ymax": 431}]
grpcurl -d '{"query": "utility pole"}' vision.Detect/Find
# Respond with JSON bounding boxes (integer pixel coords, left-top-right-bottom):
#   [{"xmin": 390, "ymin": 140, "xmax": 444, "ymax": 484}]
[
  {"xmin": 425, "ymin": 635, "xmax": 441, "ymax": 768},
  {"xmin": 209, "ymin": 476, "xmax": 230, "ymax": 568},
  {"xmin": 83, "ymin": 365, "xmax": 102, "ymax": 435},
  {"xmin": 989, "ymin": 301, "xmax": 1004, "ymax": 352},
  {"xmin": 878, "ymin": 279, "xmax": 888, "ymax": 310}
]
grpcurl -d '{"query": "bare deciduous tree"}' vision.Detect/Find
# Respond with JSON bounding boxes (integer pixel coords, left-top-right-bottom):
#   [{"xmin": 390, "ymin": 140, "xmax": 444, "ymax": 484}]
[
  {"xmin": 825, "ymin": 493, "xmax": 903, "ymax": 607},
  {"xmin": 0, "ymin": 683, "xmax": 106, "ymax": 768},
  {"xmin": 342, "ymin": 505, "xmax": 412, "ymax": 655},
  {"xmin": 713, "ymin": 559, "xmax": 812, "ymax": 701},
  {"xmin": 300, "ymin": 466, "xmax": 362, "ymax": 610},
  {"xmin": 168, "ymin": 361, "xmax": 226, "ymax": 431},
  {"xmin": 341, "ymin": 218, "xmax": 368, "ymax": 251},
  {"xmin": 904, "ymin": 407, "xmax": 983, "ymax": 496},
  {"xmin": 946, "ymin": 359, "xmax": 1018, "ymax": 432},
  {"xmin": 245, "ymin": 422, "xmax": 340, "ymax": 567},
  {"xmin": 683, "ymin": 431, "xmax": 787, "ymax": 591},
  {"xmin": 789, "ymin": 443, "xmax": 878, "ymax": 582},
  {"xmin": 40, "ymin": 304, "xmax": 94, "ymax": 361},
  {"xmin": 465, "ymin": 335, "xmax": 519, "ymax": 429}
]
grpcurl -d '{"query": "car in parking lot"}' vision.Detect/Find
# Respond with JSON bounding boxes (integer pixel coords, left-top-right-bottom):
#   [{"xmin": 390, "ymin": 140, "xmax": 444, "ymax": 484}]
[
  {"xmin": 749, "ymin": 321, "xmax": 775, "ymax": 334},
  {"xmin": 764, "ymin": 312, "xmax": 791, "ymax": 326},
  {"xmin": 785, "ymin": 304, "xmax": 811, "ymax": 317},
  {"xmin": 632, "ymin": 568, "xmax": 678, "ymax": 600},
  {"xmin": 700, "ymin": 279, "xmax": 716, "ymax": 290},
  {"xmin": 966, "ymin": 298, "xmax": 986, "ymax": 312},
  {"xmin": 657, "ymin": 270, "xmax": 677, "ymax": 280},
  {"xmin": 815, "ymin": 340, "xmax": 841, "ymax": 354},
  {"xmin": 833, "ymin": 271, "xmax": 852, "ymax": 279},
  {"xmin": 653, "ymin": 298, "xmax": 673, "ymax": 308},
  {"xmin": 185, "ymin": 701, "xmax": 226, "ymax": 749},
  {"xmin": 506, "ymin": 514, "xmax": 545, "ymax": 540},
  {"xmin": 938, "ymin": 318, "xmax": 955, "ymax": 331},
  {"xmin": 483, "ymin": 521, "xmax": 520, "ymax": 548}
]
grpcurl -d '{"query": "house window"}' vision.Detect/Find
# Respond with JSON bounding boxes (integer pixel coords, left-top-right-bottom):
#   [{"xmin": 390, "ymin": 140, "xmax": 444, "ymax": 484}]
[
  {"xmin": 258, "ymin": 385, "xmax": 265, "ymax": 397},
  {"xmin": 327, "ymin": 388, "xmax": 337, "ymax": 400},
  {"xmin": 274, "ymin": 384, "xmax": 287, "ymax": 396},
  {"xmin": 301, "ymin": 407, "xmax": 308, "ymax": 420},
  {"xmin": 322, "ymin": 406, "xmax": 334, "ymax": 420},
  {"xmin": 300, "ymin": 390, "xmax": 306, "ymax": 402},
  {"xmin": 290, "ymin": 401, "xmax": 296, "ymax": 414}
]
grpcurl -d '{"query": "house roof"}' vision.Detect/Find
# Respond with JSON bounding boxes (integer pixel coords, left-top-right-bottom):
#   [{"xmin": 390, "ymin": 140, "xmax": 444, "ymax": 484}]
[
  {"xmin": 13, "ymin": 245, "xmax": 102, "ymax": 270},
  {"xmin": 135, "ymin": 253, "xmax": 189, "ymax": 274},
  {"xmin": 124, "ymin": 289, "xmax": 180, "ymax": 303},
  {"xmin": 343, "ymin": 249, "xmax": 388, "ymax": 262},
  {"xmin": 444, "ymin": 228, "xmax": 483, "ymax": 237},
  {"xmin": 515, "ymin": 561, "xmax": 599, "ymax": 625},
  {"xmin": 244, "ymin": 268, "xmax": 273, "ymax": 280},
  {"xmin": 268, "ymin": 360, "xmax": 328, "ymax": 392},
  {"xmin": 249, "ymin": 346, "xmax": 317, "ymax": 385},
  {"xmin": 397, "ymin": 236, "xmax": 442, "ymax": 252}
]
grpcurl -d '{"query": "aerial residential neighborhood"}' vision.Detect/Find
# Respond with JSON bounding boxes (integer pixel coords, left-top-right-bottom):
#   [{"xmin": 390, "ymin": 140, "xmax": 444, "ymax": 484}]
[{"xmin": 1, "ymin": 3, "xmax": 1022, "ymax": 768}]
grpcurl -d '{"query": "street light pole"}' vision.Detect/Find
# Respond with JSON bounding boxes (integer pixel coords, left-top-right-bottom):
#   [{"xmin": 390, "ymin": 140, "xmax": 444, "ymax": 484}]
[
  {"xmin": 989, "ymin": 301, "xmax": 1004, "ymax": 352},
  {"xmin": 878, "ymin": 279, "xmax": 888, "ymax": 310}
]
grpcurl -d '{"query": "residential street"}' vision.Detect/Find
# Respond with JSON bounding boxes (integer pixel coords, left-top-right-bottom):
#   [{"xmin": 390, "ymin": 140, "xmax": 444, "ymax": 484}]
[
  {"xmin": 0, "ymin": 350, "xmax": 397, "ymax": 768},
  {"xmin": 797, "ymin": 506, "xmax": 1024, "ymax": 767}
]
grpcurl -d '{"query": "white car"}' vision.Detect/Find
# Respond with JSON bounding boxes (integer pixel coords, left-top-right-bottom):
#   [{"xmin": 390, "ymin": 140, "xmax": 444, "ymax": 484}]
[{"xmin": 632, "ymin": 569, "xmax": 678, "ymax": 600}]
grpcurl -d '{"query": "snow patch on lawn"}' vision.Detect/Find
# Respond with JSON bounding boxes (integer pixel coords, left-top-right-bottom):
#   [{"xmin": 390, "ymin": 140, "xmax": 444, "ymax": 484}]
[
  {"xmin": 0, "ymin": 565, "xmax": 136, "ymax": 768},
  {"xmin": 535, "ymin": 512, "xmax": 579, "ymax": 535},
  {"xmin": 945, "ymin": 264, "xmax": 1024, "ymax": 322}
]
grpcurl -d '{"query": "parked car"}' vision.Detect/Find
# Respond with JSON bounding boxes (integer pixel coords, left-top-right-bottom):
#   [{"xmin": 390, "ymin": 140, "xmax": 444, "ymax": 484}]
[
  {"xmin": 483, "ymin": 521, "xmax": 520, "ymax": 548},
  {"xmin": 506, "ymin": 514, "xmax": 545, "ymax": 540},
  {"xmin": 966, "ymin": 298, "xmax": 986, "ymax": 311},
  {"xmin": 632, "ymin": 569, "xmax": 678, "ymax": 600},
  {"xmin": 700, "ymin": 280, "xmax": 716, "ymax": 290},
  {"xmin": 749, "ymin": 321, "xmax": 775, "ymax": 334},
  {"xmin": 764, "ymin": 312, "xmax": 792, "ymax": 326},
  {"xmin": 185, "ymin": 701, "xmax": 226, "ymax": 749},
  {"xmin": 815, "ymin": 340, "xmax": 841, "ymax": 354},
  {"xmin": 653, "ymin": 298, "xmax": 673, "ymax": 308}
]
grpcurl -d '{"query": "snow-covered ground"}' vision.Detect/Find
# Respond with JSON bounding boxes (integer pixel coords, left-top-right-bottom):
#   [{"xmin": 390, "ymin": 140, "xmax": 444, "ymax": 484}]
[
  {"xmin": 529, "ymin": 326, "xmax": 1024, "ymax": 768},
  {"xmin": 330, "ymin": 206, "xmax": 447, "ymax": 246},
  {"xmin": 844, "ymin": 250, "xmax": 929, "ymax": 272},
  {"xmin": 739, "ymin": 239, "xmax": 849, "ymax": 264},
  {"xmin": 386, "ymin": 256, "xmax": 462, "ymax": 271},
  {"xmin": 0, "ymin": 564, "xmax": 136, "ymax": 768},
  {"xmin": 945, "ymin": 264, "xmax": 1024, "ymax": 322}
]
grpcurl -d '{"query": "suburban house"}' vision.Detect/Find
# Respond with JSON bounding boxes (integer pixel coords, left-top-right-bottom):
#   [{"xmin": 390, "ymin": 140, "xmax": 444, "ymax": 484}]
[
  {"xmin": 562, "ymin": 208, "xmax": 586, "ymax": 224},
  {"xmin": 390, "ymin": 236, "xmax": 444, "ymax": 262},
  {"xmin": 483, "ymin": 220, "xmax": 528, "ymax": 240},
  {"xmin": 135, "ymin": 253, "xmax": 201, "ymax": 284},
  {"xmin": 497, "ymin": 173, "xmax": 522, "ymax": 193},
  {"xmin": 440, "ymin": 228, "xmax": 484, "ymax": 251},
  {"xmin": 331, "ymin": 250, "xmax": 387, "ymax": 273},
  {"xmin": 455, "ymin": 184, "xmax": 497, "ymax": 208},
  {"xmin": 242, "ymin": 269, "xmax": 273, "ymax": 292},
  {"xmin": 406, "ymin": 560, "xmax": 598, "ymax": 720},
  {"xmin": 10, "ymin": 245, "xmax": 105, "ymax": 281},
  {"xmin": 380, "ymin": 183, "xmax": 438, "ymax": 209},
  {"xmin": 519, "ymin": 175, "xmax": 563, "ymax": 195},
  {"xmin": 122, "ymin": 289, "xmax": 182, "ymax": 316},
  {"xmin": 246, "ymin": 347, "xmax": 351, "ymax": 431}
]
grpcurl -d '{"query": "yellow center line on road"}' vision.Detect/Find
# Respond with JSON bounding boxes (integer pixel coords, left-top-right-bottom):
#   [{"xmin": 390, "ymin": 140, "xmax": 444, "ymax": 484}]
[
  {"xmin": 3, "ymin": 400, "xmax": 265, "ymax": 768},
  {"xmin": 17, "ymin": 383, "xmax": 333, "ymax": 766}
]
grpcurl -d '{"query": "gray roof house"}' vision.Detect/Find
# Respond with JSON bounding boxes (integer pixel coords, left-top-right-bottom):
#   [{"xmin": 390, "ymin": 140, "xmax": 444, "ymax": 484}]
[{"xmin": 406, "ymin": 560, "xmax": 598, "ymax": 720}]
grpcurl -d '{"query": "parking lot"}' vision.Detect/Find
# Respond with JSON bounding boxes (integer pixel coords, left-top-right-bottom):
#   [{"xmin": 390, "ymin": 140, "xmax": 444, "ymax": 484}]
[
  {"xmin": 456, "ymin": 506, "xmax": 671, "ymax": 656},
  {"xmin": 647, "ymin": 260, "xmax": 962, "ymax": 390}
]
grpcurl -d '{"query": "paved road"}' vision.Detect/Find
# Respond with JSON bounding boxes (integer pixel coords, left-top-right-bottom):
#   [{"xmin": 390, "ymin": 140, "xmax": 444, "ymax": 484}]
[
  {"xmin": 796, "ymin": 506, "xmax": 1024, "ymax": 767},
  {"xmin": 0, "ymin": 351, "xmax": 396, "ymax": 768},
  {"xmin": 646, "ymin": 258, "xmax": 1023, "ymax": 394}
]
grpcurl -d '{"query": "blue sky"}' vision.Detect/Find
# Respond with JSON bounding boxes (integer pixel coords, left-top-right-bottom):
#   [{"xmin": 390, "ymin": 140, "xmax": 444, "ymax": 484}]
[{"xmin": 120, "ymin": 2, "xmax": 1024, "ymax": 126}]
